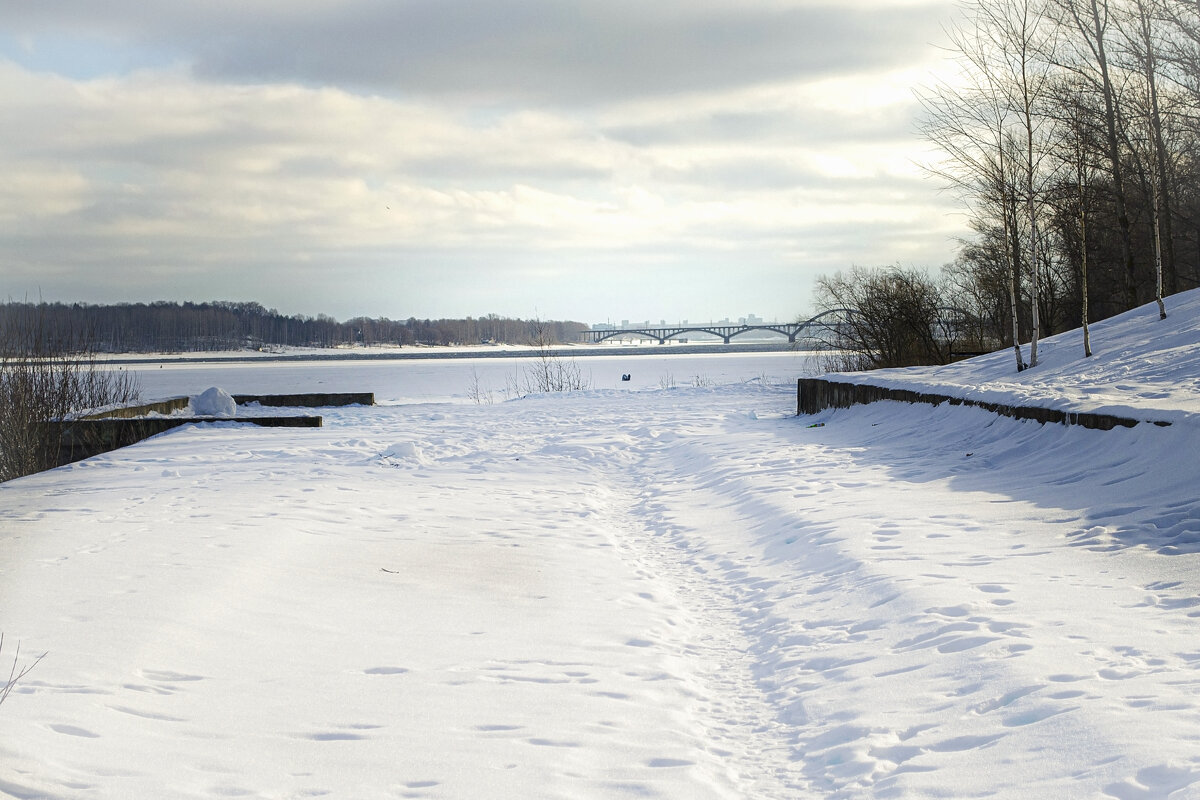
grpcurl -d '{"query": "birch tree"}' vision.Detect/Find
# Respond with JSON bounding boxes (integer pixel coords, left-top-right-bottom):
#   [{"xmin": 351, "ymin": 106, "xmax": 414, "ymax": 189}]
[
  {"xmin": 1054, "ymin": 77, "xmax": 1101, "ymax": 354},
  {"xmin": 1119, "ymin": 0, "xmax": 1174, "ymax": 316},
  {"xmin": 980, "ymin": 0, "xmax": 1059, "ymax": 366},
  {"xmin": 1050, "ymin": 0, "xmax": 1142, "ymax": 307},
  {"xmin": 918, "ymin": 0, "xmax": 1056, "ymax": 370}
]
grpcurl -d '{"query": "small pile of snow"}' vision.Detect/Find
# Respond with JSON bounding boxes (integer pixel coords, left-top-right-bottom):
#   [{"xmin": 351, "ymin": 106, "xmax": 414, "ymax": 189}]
[
  {"xmin": 381, "ymin": 440, "xmax": 426, "ymax": 466},
  {"xmin": 189, "ymin": 386, "xmax": 236, "ymax": 417}
]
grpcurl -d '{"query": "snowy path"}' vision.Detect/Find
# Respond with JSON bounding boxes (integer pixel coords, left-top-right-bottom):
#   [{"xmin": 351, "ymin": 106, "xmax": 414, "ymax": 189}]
[
  {"xmin": 3, "ymin": 381, "xmax": 1200, "ymax": 798},
  {"xmin": 630, "ymin": 397, "xmax": 1200, "ymax": 798}
]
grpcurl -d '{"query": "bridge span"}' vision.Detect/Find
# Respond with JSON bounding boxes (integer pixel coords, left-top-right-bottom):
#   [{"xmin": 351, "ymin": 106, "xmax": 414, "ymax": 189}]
[{"xmin": 583, "ymin": 310, "xmax": 851, "ymax": 345}]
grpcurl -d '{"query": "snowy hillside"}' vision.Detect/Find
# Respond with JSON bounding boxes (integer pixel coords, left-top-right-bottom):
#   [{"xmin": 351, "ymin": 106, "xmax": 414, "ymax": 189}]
[
  {"xmin": 1, "ymin": 297, "xmax": 1199, "ymax": 798},
  {"xmin": 833, "ymin": 288, "xmax": 1200, "ymax": 424}
]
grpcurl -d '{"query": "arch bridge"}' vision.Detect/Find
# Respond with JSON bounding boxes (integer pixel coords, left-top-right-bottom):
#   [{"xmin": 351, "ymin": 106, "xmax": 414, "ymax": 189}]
[{"xmin": 583, "ymin": 310, "xmax": 853, "ymax": 345}]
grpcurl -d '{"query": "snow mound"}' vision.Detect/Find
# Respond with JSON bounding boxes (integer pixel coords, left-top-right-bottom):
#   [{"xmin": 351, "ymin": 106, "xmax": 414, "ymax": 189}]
[
  {"xmin": 189, "ymin": 386, "xmax": 237, "ymax": 417},
  {"xmin": 381, "ymin": 441, "xmax": 426, "ymax": 466}
]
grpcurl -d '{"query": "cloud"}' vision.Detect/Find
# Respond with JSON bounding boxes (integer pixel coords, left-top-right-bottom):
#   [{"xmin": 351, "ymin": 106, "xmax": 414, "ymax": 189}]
[
  {"xmin": 0, "ymin": 0, "xmax": 965, "ymax": 322},
  {"xmin": 1, "ymin": 0, "xmax": 950, "ymax": 104},
  {"xmin": 198, "ymin": 2, "xmax": 943, "ymax": 105}
]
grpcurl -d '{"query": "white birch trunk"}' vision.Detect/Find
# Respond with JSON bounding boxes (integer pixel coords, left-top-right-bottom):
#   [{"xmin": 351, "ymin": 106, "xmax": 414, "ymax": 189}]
[
  {"xmin": 1002, "ymin": 189, "xmax": 1025, "ymax": 371},
  {"xmin": 1152, "ymin": 163, "xmax": 1167, "ymax": 320},
  {"xmin": 1079, "ymin": 166, "xmax": 1092, "ymax": 357}
]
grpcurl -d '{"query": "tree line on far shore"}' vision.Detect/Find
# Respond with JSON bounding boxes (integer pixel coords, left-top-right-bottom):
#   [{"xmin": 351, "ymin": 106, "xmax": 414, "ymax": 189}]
[{"xmin": 0, "ymin": 300, "xmax": 590, "ymax": 353}]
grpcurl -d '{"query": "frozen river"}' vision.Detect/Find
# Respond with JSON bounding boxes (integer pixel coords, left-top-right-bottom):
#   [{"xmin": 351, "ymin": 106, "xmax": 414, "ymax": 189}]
[{"xmin": 123, "ymin": 349, "xmax": 822, "ymax": 405}]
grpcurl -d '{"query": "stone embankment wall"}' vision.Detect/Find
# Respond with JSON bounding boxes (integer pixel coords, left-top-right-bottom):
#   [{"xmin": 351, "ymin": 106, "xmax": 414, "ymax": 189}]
[
  {"xmin": 231, "ymin": 392, "xmax": 374, "ymax": 407},
  {"xmin": 48, "ymin": 416, "xmax": 322, "ymax": 468},
  {"xmin": 45, "ymin": 393, "xmax": 374, "ymax": 469},
  {"xmin": 797, "ymin": 378, "xmax": 1171, "ymax": 431}
]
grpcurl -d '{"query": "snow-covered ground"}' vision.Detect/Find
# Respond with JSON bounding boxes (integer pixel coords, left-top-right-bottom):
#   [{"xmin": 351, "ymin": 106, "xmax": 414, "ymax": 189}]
[
  {"xmin": 2, "ymin": 298, "xmax": 1200, "ymax": 798},
  {"xmin": 831, "ymin": 290, "xmax": 1200, "ymax": 424}
]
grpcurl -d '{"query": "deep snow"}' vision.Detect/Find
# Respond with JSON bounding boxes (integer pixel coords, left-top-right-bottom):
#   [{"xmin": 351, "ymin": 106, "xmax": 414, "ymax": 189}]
[{"xmin": 2, "ymin": 297, "xmax": 1199, "ymax": 798}]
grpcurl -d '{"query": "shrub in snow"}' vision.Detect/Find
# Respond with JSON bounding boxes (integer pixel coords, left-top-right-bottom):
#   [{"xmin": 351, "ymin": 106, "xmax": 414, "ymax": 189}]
[
  {"xmin": 0, "ymin": 633, "xmax": 43, "ymax": 709},
  {"xmin": 1, "ymin": 309, "xmax": 141, "ymax": 481},
  {"xmin": 190, "ymin": 387, "xmax": 237, "ymax": 417}
]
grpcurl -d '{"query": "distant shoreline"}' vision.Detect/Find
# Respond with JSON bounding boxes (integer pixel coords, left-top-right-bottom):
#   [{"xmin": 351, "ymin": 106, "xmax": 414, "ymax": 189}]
[{"xmin": 103, "ymin": 340, "xmax": 803, "ymax": 365}]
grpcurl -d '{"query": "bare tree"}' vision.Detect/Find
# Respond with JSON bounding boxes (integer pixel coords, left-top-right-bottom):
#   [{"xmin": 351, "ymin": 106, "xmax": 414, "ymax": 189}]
[
  {"xmin": 1051, "ymin": 0, "xmax": 1142, "ymax": 307},
  {"xmin": 520, "ymin": 319, "xmax": 592, "ymax": 394},
  {"xmin": 816, "ymin": 266, "xmax": 954, "ymax": 370},
  {"xmin": 918, "ymin": 0, "xmax": 1055, "ymax": 370},
  {"xmin": 917, "ymin": 0, "xmax": 1200, "ymax": 335},
  {"xmin": 1119, "ymin": 0, "xmax": 1174, "ymax": 315},
  {"xmin": 992, "ymin": 0, "xmax": 1060, "ymax": 365},
  {"xmin": 0, "ymin": 304, "xmax": 141, "ymax": 482},
  {"xmin": 943, "ymin": 224, "xmax": 1019, "ymax": 349},
  {"xmin": 1160, "ymin": 0, "xmax": 1200, "ymax": 105},
  {"xmin": 1065, "ymin": 90, "xmax": 1101, "ymax": 353}
]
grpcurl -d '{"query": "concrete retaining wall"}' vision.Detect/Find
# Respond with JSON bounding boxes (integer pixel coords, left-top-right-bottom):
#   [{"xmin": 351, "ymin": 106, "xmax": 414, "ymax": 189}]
[
  {"xmin": 40, "ymin": 391, "xmax": 372, "ymax": 470},
  {"xmin": 48, "ymin": 416, "xmax": 323, "ymax": 467},
  {"xmin": 15, "ymin": 391, "xmax": 377, "ymax": 477},
  {"xmin": 231, "ymin": 392, "xmax": 374, "ymax": 407},
  {"xmin": 80, "ymin": 397, "xmax": 191, "ymax": 420},
  {"xmin": 797, "ymin": 377, "xmax": 1170, "ymax": 431}
]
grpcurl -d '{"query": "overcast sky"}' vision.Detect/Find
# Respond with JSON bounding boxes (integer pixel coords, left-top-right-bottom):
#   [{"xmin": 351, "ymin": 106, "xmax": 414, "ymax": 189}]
[{"xmin": 0, "ymin": 0, "xmax": 963, "ymax": 325}]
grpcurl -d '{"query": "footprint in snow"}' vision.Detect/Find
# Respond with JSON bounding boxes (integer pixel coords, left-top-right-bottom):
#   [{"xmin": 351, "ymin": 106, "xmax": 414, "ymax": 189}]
[
  {"xmin": 1002, "ymin": 704, "xmax": 1076, "ymax": 727},
  {"xmin": 109, "ymin": 705, "xmax": 186, "ymax": 722},
  {"xmin": 139, "ymin": 669, "xmax": 205, "ymax": 683},
  {"xmin": 926, "ymin": 733, "xmax": 1003, "ymax": 752},
  {"xmin": 48, "ymin": 724, "xmax": 100, "ymax": 738},
  {"xmin": 363, "ymin": 666, "xmax": 409, "ymax": 676},
  {"xmin": 296, "ymin": 732, "xmax": 369, "ymax": 742},
  {"xmin": 1105, "ymin": 764, "xmax": 1199, "ymax": 799}
]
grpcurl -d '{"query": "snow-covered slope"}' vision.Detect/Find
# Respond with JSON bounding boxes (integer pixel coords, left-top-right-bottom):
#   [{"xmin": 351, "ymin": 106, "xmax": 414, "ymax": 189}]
[
  {"xmin": 1, "ymin": 299, "xmax": 1198, "ymax": 798},
  {"xmin": 831, "ymin": 289, "xmax": 1200, "ymax": 424}
]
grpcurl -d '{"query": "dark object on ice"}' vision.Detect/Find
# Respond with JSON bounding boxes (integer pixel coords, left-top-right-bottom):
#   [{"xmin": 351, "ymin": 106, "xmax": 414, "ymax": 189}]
[{"xmin": 621, "ymin": 374, "xmax": 631, "ymax": 381}]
